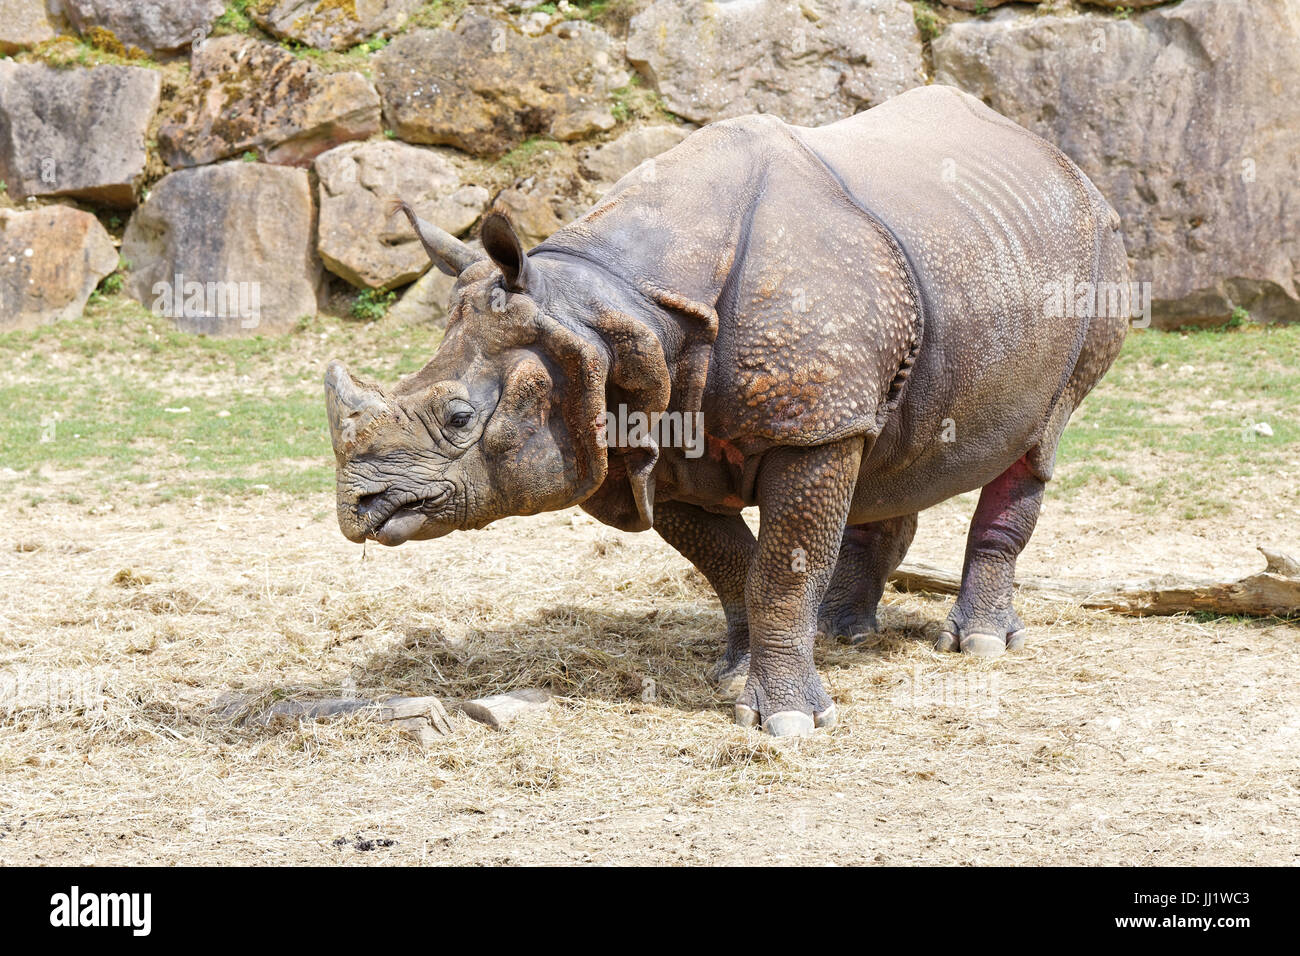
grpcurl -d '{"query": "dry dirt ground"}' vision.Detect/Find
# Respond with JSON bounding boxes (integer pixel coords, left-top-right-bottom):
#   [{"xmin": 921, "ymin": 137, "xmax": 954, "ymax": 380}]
[{"xmin": 1, "ymin": 476, "xmax": 1296, "ymax": 865}]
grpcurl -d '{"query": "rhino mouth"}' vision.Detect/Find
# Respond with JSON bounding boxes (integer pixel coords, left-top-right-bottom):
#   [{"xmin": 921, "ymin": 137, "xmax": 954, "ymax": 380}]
[{"xmin": 359, "ymin": 484, "xmax": 454, "ymax": 546}]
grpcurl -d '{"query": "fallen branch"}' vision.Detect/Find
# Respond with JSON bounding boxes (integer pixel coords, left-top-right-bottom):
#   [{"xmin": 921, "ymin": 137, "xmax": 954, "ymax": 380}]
[
  {"xmin": 219, "ymin": 687, "xmax": 557, "ymax": 742},
  {"xmin": 220, "ymin": 694, "xmax": 455, "ymax": 745},
  {"xmin": 889, "ymin": 548, "xmax": 1300, "ymax": 619},
  {"xmin": 456, "ymin": 688, "xmax": 552, "ymax": 729}
]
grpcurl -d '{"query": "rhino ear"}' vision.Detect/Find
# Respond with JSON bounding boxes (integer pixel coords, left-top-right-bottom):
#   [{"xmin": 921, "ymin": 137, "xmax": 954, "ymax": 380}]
[
  {"xmin": 594, "ymin": 307, "xmax": 671, "ymax": 530},
  {"xmin": 573, "ymin": 307, "xmax": 672, "ymax": 533},
  {"xmin": 481, "ymin": 209, "xmax": 533, "ymax": 293},
  {"xmin": 533, "ymin": 315, "xmax": 609, "ymax": 503}
]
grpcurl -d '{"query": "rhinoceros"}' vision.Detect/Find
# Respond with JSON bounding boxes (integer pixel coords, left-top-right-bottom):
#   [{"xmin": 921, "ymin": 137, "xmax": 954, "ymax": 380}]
[{"xmin": 325, "ymin": 85, "xmax": 1130, "ymax": 736}]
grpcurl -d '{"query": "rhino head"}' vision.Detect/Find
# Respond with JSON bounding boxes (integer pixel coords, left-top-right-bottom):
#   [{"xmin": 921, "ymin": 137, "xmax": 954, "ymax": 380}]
[{"xmin": 325, "ymin": 202, "xmax": 674, "ymax": 546}]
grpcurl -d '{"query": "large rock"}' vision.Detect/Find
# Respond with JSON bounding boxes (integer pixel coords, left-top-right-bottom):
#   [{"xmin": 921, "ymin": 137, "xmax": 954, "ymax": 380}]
[
  {"xmin": 934, "ymin": 0, "xmax": 1300, "ymax": 326},
  {"xmin": 375, "ymin": 12, "xmax": 630, "ymax": 157},
  {"xmin": 0, "ymin": 0, "xmax": 56, "ymax": 54},
  {"xmin": 388, "ymin": 255, "xmax": 464, "ymax": 326},
  {"xmin": 626, "ymin": 0, "xmax": 925, "ymax": 126},
  {"xmin": 253, "ymin": 0, "xmax": 424, "ymax": 51},
  {"xmin": 315, "ymin": 140, "xmax": 489, "ymax": 290},
  {"xmin": 62, "ymin": 0, "xmax": 226, "ymax": 55},
  {"xmin": 938, "ymin": 1, "xmax": 1157, "ymax": 8},
  {"xmin": 0, "ymin": 206, "xmax": 118, "ymax": 329},
  {"xmin": 936, "ymin": 1, "xmax": 1015, "ymax": 9},
  {"xmin": 158, "ymin": 35, "xmax": 381, "ymax": 169},
  {"xmin": 0, "ymin": 62, "xmax": 160, "ymax": 207},
  {"xmin": 579, "ymin": 125, "xmax": 691, "ymax": 189},
  {"xmin": 122, "ymin": 163, "xmax": 322, "ymax": 335}
]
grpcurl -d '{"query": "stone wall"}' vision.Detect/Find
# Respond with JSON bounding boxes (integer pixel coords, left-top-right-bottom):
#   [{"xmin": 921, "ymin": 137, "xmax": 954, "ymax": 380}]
[{"xmin": 1, "ymin": 0, "xmax": 1296, "ymax": 332}]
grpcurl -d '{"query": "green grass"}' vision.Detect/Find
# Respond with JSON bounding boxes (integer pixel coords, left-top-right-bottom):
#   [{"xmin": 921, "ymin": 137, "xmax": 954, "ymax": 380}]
[
  {"xmin": 351, "ymin": 288, "xmax": 397, "ymax": 321},
  {"xmin": 408, "ymin": 0, "xmax": 471, "ymax": 30},
  {"xmin": 0, "ymin": 294, "xmax": 442, "ymax": 506},
  {"xmin": 497, "ymin": 137, "xmax": 563, "ymax": 174},
  {"xmin": 1, "ymin": 296, "xmax": 1297, "ymax": 523},
  {"xmin": 283, "ymin": 34, "xmax": 389, "ymax": 75},
  {"xmin": 24, "ymin": 35, "xmax": 159, "ymax": 69},
  {"xmin": 911, "ymin": 2, "xmax": 943, "ymax": 43},
  {"xmin": 503, "ymin": 0, "xmax": 637, "ymax": 28},
  {"xmin": 1, "ymin": 378, "xmax": 330, "ymax": 492},
  {"xmin": 1057, "ymin": 324, "xmax": 1300, "ymax": 517},
  {"xmin": 213, "ymin": 0, "xmax": 257, "ymax": 35},
  {"xmin": 608, "ymin": 75, "xmax": 678, "ymax": 125}
]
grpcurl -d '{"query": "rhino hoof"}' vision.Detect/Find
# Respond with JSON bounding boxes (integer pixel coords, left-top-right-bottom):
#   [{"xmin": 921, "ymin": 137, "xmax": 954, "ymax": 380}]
[
  {"xmin": 959, "ymin": 632, "xmax": 1006, "ymax": 657},
  {"xmin": 936, "ymin": 629, "xmax": 1025, "ymax": 655},
  {"xmin": 734, "ymin": 703, "xmax": 760, "ymax": 728},
  {"xmin": 761, "ymin": 711, "xmax": 815, "ymax": 737},
  {"xmin": 814, "ymin": 703, "xmax": 837, "ymax": 729}
]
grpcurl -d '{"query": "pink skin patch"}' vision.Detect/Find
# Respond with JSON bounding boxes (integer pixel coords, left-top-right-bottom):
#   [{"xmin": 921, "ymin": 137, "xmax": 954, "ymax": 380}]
[
  {"xmin": 706, "ymin": 435, "xmax": 745, "ymax": 467},
  {"xmin": 969, "ymin": 455, "xmax": 1038, "ymax": 550}
]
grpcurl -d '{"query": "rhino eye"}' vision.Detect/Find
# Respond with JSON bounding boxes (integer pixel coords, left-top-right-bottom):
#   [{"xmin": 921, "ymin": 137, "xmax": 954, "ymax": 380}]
[{"xmin": 447, "ymin": 410, "xmax": 472, "ymax": 429}]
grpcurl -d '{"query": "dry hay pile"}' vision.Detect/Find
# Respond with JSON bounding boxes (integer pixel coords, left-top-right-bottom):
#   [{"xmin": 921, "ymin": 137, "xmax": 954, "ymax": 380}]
[{"xmin": 0, "ymin": 493, "xmax": 1296, "ymax": 864}]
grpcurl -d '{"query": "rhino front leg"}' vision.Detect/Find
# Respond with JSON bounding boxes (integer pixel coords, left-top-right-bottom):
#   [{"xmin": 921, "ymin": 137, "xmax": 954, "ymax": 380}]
[
  {"xmin": 819, "ymin": 513, "xmax": 918, "ymax": 643},
  {"xmin": 653, "ymin": 501, "xmax": 755, "ymax": 700},
  {"xmin": 737, "ymin": 438, "xmax": 863, "ymax": 736},
  {"xmin": 936, "ymin": 455, "xmax": 1044, "ymax": 657}
]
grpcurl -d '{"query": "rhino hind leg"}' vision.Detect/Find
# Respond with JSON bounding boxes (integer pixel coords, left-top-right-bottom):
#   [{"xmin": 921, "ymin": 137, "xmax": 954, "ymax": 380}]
[
  {"xmin": 652, "ymin": 501, "xmax": 755, "ymax": 700},
  {"xmin": 819, "ymin": 513, "xmax": 918, "ymax": 644},
  {"xmin": 936, "ymin": 455, "xmax": 1045, "ymax": 657}
]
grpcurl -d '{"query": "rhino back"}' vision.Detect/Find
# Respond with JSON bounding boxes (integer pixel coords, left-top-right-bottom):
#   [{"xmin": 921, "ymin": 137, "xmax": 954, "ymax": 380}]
[
  {"xmin": 545, "ymin": 88, "xmax": 1121, "ymax": 476},
  {"xmin": 790, "ymin": 85, "xmax": 1125, "ymax": 509}
]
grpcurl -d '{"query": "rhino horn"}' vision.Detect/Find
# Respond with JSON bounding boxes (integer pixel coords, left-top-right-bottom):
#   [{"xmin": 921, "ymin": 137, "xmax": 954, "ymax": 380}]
[
  {"xmin": 388, "ymin": 198, "xmax": 480, "ymax": 277},
  {"xmin": 325, "ymin": 360, "xmax": 390, "ymax": 458}
]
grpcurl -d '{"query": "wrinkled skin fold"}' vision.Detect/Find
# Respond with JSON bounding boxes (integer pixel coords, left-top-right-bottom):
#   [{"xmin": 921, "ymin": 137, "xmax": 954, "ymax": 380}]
[{"xmin": 326, "ymin": 86, "xmax": 1129, "ymax": 736}]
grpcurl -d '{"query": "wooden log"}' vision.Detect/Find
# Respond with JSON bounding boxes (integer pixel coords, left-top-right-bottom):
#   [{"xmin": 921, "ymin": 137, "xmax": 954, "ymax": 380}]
[
  {"xmin": 378, "ymin": 696, "xmax": 453, "ymax": 737},
  {"xmin": 889, "ymin": 547, "xmax": 1300, "ymax": 619},
  {"xmin": 260, "ymin": 698, "xmax": 372, "ymax": 723},
  {"xmin": 391, "ymin": 716, "xmax": 444, "ymax": 747},
  {"xmin": 457, "ymin": 688, "xmax": 552, "ymax": 729},
  {"xmin": 240, "ymin": 694, "xmax": 454, "ymax": 742}
]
